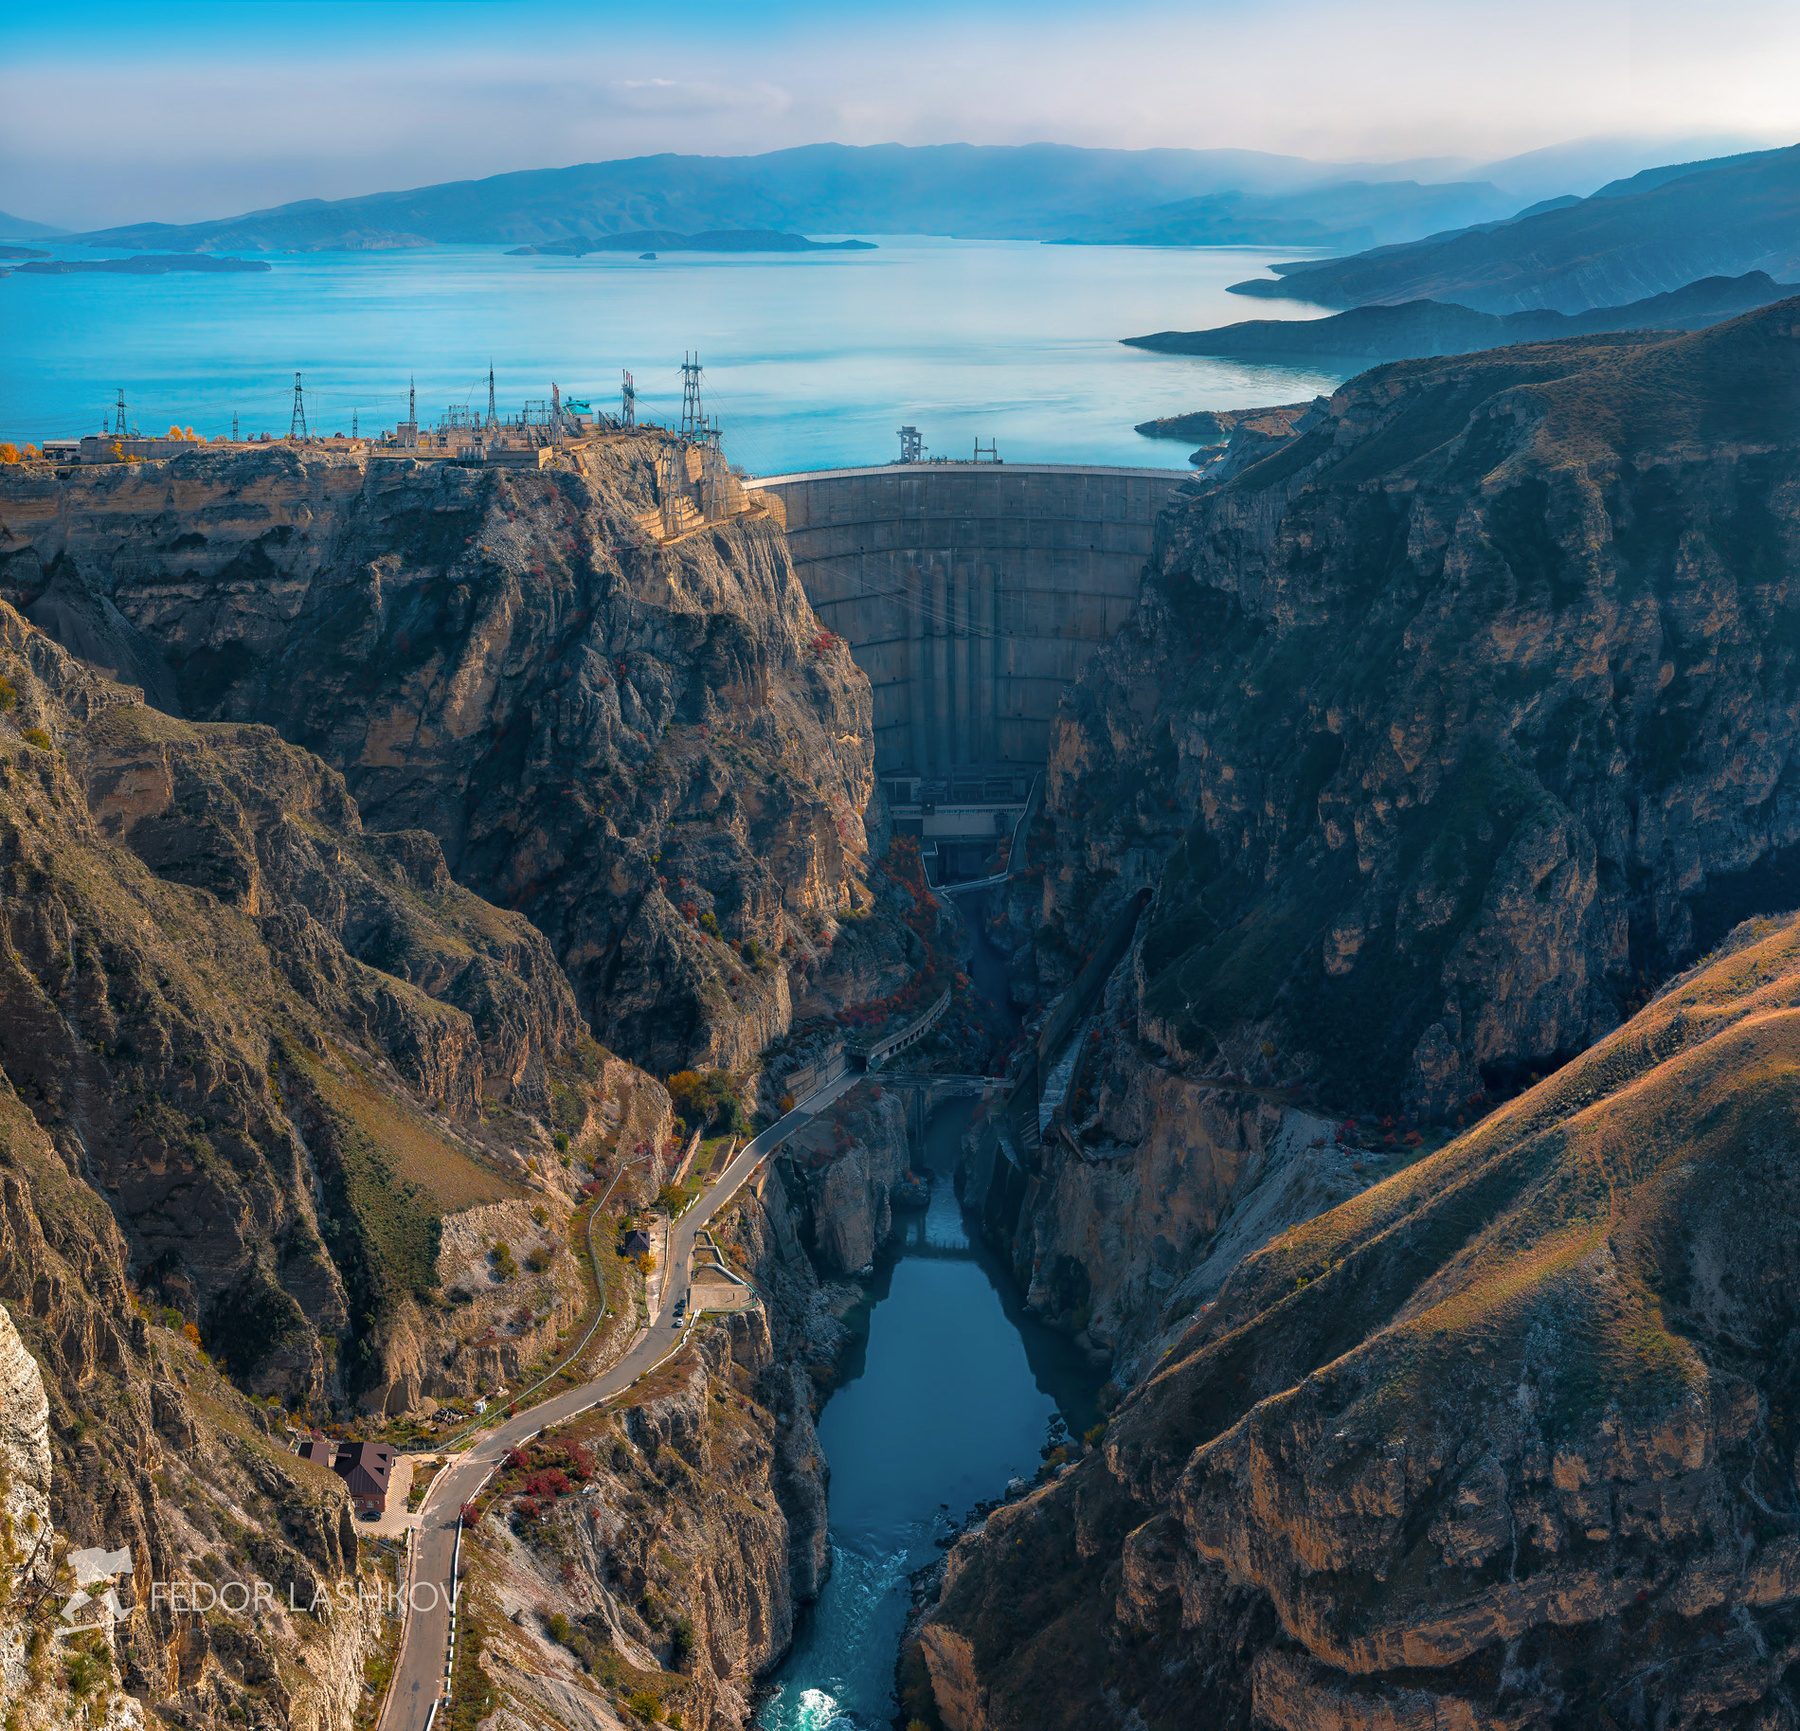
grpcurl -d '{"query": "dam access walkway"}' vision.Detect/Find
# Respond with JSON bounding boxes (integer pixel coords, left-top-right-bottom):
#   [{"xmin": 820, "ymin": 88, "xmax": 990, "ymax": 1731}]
[{"xmin": 378, "ymin": 1065, "xmax": 860, "ymax": 1731}]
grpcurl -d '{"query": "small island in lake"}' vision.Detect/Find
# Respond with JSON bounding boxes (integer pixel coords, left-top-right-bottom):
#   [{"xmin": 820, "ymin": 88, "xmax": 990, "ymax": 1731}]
[{"xmin": 16, "ymin": 253, "xmax": 271, "ymax": 275}]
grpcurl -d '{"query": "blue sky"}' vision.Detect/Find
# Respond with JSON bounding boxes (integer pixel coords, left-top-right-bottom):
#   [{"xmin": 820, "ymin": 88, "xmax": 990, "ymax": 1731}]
[{"xmin": 4, "ymin": 0, "xmax": 1796, "ymax": 229}]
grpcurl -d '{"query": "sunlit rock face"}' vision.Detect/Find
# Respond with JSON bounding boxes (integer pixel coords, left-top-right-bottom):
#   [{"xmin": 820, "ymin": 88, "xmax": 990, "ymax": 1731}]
[{"xmin": 0, "ymin": 436, "xmax": 881, "ymax": 1077}]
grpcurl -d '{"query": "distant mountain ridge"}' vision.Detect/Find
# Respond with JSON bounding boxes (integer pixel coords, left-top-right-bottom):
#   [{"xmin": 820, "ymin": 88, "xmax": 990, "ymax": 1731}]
[
  {"xmin": 68, "ymin": 141, "xmax": 1533, "ymax": 255},
  {"xmin": 1227, "ymin": 141, "xmax": 1800, "ymax": 313},
  {"xmin": 1050, "ymin": 178, "xmax": 1515, "ymax": 253},
  {"xmin": 0, "ymin": 208, "xmax": 67, "ymax": 239},
  {"xmin": 1126, "ymin": 270, "xmax": 1798, "ymax": 361}
]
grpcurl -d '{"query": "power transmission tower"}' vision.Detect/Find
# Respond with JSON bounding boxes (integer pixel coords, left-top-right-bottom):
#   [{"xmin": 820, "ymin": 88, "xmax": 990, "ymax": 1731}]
[
  {"xmin": 112, "ymin": 390, "xmax": 127, "ymax": 436},
  {"xmin": 658, "ymin": 445, "xmax": 682, "ymax": 539},
  {"xmin": 352, "ymin": 408, "xmax": 359, "ymax": 440},
  {"xmin": 621, "ymin": 370, "xmax": 636, "ymax": 431},
  {"xmin": 701, "ymin": 421, "xmax": 726, "ymax": 522},
  {"xmin": 679, "ymin": 353, "xmax": 703, "ymax": 442},
  {"xmin": 486, "ymin": 364, "xmax": 497, "ymax": 430},
  {"xmin": 288, "ymin": 372, "xmax": 308, "ymax": 441},
  {"xmin": 551, "ymin": 383, "xmax": 564, "ymax": 453},
  {"xmin": 231, "ymin": 412, "xmax": 239, "ymax": 442}
]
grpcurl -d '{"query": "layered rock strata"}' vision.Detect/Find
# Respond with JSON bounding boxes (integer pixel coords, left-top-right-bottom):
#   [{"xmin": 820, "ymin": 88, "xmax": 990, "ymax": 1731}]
[
  {"xmin": 0, "ymin": 437, "xmax": 883, "ymax": 1076},
  {"xmin": 920, "ymin": 907, "xmax": 1800, "ymax": 1727}
]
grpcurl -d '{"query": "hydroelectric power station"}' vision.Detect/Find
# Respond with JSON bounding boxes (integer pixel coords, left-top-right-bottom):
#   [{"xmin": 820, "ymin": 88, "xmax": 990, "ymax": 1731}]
[{"xmin": 747, "ymin": 460, "xmax": 1188, "ymax": 881}]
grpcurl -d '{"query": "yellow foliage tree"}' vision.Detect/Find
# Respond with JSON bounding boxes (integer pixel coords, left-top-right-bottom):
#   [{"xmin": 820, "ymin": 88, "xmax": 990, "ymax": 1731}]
[{"xmin": 0, "ymin": 445, "xmax": 17, "ymax": 464}]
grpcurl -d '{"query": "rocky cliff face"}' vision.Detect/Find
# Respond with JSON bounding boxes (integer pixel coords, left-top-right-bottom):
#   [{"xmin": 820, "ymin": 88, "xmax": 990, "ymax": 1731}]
[
  {"xmin": 985, "ymin": 308, "xmax": 1800, "ymax": 1402},
  {"xmin": 919, "ymin": 906, "xmax": 1800, "ymax": 1728},
  {"xmin": 0, "ymin": 1072, "xmax": 376, "ymax": 1731},
  {"xmin": 775, "ymin": 1081, "xmax": 911, "ymax": 1275},
  {"xmin": 0, "ymin": 437, "xmax": 882, "ymax": 1077},
  {"xmin": 1029, "ymin": 303, "xmax": 1800, "ymax": 1122},
  {"xmin": 0, "ymin": 598, "xmax": 633, "ymax": 1419},
  {"xmin": 928, "ymin": 295, "xmax": 1800, "ymax": 1730}
]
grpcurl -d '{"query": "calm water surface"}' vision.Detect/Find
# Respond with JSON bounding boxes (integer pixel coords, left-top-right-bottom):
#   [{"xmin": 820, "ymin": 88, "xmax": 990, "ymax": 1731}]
[
  {"xmin": 3, "ymin": 239, "xmax": 1351, "ymax": 472},
  {"xmin": 756, "ymin": 1084, "xmax": 1101, "ymax": 1731}
]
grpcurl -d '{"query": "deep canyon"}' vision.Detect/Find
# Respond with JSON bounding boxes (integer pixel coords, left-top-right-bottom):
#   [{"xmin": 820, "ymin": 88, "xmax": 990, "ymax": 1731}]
[{"xmin": 2, "ymin": 295, "xmax": 1800, "ymax": 1731}]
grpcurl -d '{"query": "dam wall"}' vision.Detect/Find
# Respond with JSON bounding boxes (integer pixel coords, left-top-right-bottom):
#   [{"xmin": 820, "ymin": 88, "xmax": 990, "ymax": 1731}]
[{"xmin": 749, "ymin": 464, "xmax": 1188, "ymax": 776}]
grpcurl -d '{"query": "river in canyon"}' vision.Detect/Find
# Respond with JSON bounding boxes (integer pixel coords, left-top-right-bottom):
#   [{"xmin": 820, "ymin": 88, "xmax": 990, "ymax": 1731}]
[{"xmin": 757, "ymin": 929, "xmax": 1102, "ymax": 1730}]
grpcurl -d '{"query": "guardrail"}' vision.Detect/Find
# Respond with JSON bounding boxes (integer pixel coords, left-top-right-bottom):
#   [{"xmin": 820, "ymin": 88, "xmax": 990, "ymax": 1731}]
[{"xmin": 852, "ymin": 986, "xmax": 953, "ymax": 1070}]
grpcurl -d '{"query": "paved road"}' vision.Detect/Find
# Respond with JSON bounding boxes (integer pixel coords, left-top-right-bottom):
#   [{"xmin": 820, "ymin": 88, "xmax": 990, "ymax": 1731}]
[{"xmin": 379, "ymin": 1066, "xmax": 859, "ymax": 1731}]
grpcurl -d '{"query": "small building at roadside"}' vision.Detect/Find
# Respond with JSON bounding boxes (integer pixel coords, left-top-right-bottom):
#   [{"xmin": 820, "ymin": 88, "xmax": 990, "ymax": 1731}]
[{"xmin": 294, "ymin": 1435, "xmax": 396, "ymax": 1515}]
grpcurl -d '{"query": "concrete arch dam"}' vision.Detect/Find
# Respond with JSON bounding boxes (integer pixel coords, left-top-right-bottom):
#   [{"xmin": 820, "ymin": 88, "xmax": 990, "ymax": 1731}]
[{"xmin": 749, "ymin": 463, "xmax": 1188, "ymax": 785}]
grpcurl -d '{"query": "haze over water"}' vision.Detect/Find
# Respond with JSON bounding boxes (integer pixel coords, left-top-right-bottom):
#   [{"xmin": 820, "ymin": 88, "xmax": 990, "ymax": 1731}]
[{"xmin": 2, "ymin": 238, "xmax": 1350, "ymax": 473}]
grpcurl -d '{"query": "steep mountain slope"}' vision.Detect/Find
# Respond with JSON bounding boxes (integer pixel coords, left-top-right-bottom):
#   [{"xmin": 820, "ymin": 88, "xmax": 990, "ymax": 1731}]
[
  {"xmin": 0, "ymin": 1107, "xmax": 382, "ymax": 1731},
  {"xmin": 918, "ymin": 904, "xmax": 1800, "ymax": 1729},
  {"xmin": 1231, "ymin": 142, "xmax": 1800, "ymax": 312},
  {"xmin": 0, "ymin": 602, "xmax": 665, "ymax": 1730},
  {"xmin": 0, "ymin": 600, "xmax": 600, "ymax": 1408},
  {"xmin": 0, "ymin": 437, "xmax": 883, "ymax": 1078},
  {"xmin": 1027, "ymin": 301, "xmax": 1800, "ymax": 1123}
]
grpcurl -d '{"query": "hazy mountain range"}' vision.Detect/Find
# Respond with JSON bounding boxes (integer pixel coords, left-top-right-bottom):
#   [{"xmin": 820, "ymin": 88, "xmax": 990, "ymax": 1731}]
[
  {"xmin": 37, "ymin": 136, "xmax": 1755, "ymax": 258},
  {"xmin": 0, "ymin": 208, "xmax": 67, "ymax": 239},
  {"xmin": 1126, "ymin": 271, "xmax": 1799, "ymax": 363},
  {"xmin": 1229, "ymin": 143, "xmax": 1800, "ymax": 313}
]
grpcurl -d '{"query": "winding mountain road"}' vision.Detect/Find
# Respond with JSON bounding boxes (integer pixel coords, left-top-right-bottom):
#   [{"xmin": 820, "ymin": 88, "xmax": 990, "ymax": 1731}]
[{"xmin": 378, "ymin": 1066, "xmax": 858, "ymax": 1731}]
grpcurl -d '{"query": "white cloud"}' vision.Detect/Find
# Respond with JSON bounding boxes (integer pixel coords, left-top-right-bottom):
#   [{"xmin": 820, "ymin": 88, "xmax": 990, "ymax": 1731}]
[{"xmin": 2, "ymin": 0, "xmax": 1795, "ymax": 229}]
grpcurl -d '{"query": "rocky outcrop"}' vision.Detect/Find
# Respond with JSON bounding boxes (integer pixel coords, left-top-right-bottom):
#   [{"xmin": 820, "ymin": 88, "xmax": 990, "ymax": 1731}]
[
  {"xmin": 775, "ymin": 1080, "xmax": 910, "ymax": 1274},
  {"xmin": 0, "ymin": 437, "xmax": 882, "ymax": 1076},
  {"xmin": 0, "ymin": 1077, "xmax": 373, "ymax": 1731},
  {"xmin": 0, "ymin": 599, "xmax": 618, "ymax": 1408},
  {"xmin": 1028, "ymin": 302, "xmax": 1800, "ymax": 1122},
  {"xmin": 918, "ymin": 907, "xmax": 1800, "ymax": 1727}
]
